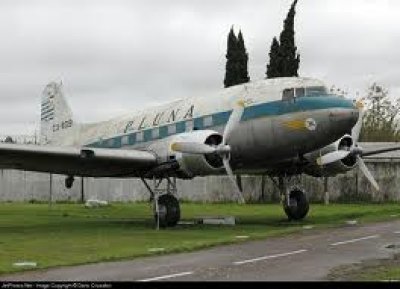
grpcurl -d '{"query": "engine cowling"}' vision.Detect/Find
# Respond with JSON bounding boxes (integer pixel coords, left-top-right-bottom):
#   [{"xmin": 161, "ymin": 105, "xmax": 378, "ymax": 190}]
[
  {"xmin": 304, "ymin": 135, "xmax": 358, "ymax": 177},
  {"xmin": 148, "ymin": 130, "xmax": 224, "ymax": 178}
]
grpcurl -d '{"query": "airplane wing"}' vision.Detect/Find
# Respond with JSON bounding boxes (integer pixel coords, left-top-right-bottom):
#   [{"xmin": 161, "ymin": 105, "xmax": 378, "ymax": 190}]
[
  {"xmin": 0, "ymin": 143, "xmax": 158, "ymax": 177},
  {"xmin": 361, "ymin": 145, "xmax": 400, "ymax": 158}
]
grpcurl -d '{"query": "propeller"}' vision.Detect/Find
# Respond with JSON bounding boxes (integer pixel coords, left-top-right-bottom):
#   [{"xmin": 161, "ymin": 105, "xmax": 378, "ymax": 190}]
[
  {"xmin": 316, "ymin": 150, "xmax": 351, "ymax": 166},
  {"xmin": 317, "ymin": 100, "xmax": 380, "ymax": 191},
  {"xmin": 171, "ymin": 99, "xmax": 246, "ymax": 203}
]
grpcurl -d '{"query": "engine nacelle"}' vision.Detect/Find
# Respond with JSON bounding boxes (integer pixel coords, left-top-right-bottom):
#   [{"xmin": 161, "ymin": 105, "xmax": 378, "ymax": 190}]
[
  {"xmin": 303, "ymin": 135, "xmax": 358, "ymax": 177},
  {"xmin": 148, "ymin": 130, "xmax": 224, "ymax": 178}
]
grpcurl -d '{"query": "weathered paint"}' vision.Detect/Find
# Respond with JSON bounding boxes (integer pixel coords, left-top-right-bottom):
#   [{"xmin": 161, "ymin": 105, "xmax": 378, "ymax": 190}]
[{"xmin": 38, "ymin": 77, "xmax": 358, "ymax": 177}]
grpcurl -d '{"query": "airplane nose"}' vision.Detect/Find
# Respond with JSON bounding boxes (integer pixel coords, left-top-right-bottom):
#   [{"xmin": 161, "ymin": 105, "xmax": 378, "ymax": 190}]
[{"xmin": 328, "ymin": 98, "xmax": 359, "ymax": 129}]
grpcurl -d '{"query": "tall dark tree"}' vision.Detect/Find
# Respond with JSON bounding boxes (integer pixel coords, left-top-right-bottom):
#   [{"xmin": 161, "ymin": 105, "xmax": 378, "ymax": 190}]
[
  {"xmin": 266, "ymin": 37, "xmax": 281, "ymax": 79},
  {"xmin": 224, "ymin": 27, "xmax": 250, "ymax": 88},
  {"xmin": 237, "ymin": 30, "xmax": 250, "ymax": 84},
  {"xmin": 266, "ymin": 0, "xmax": 300, "ymax": 78},
  {"xmin": 224, "ymin": 27, "xmax": 239, "ymax": 88}
]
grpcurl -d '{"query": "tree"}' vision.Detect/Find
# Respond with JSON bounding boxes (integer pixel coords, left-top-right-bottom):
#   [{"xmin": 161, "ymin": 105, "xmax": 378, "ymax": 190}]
[
  {"xmin": 224, "ymin": 27, "xmax": 250, "ymax": 88},
  {"xmin": 359, "ymin": 83, "xmax": 400, "ymax": 142},
  {"xmin": 224, "ymin": 27, "xmax": 239, "ymax": 88},
  {"xmin": 266, "ymin": 37, "xmax": 281, "ymax": 79},
  {"xmin": 266, "ymin": 0, "xmax": 300, "ymax": 78},
  {"xmin": 237, "ymin": 30, "xmax": 250, "ymax": 84}
]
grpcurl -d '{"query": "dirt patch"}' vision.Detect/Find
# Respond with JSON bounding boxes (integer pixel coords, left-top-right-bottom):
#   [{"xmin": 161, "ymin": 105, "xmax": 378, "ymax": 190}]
[{"xmin": 325, "ymin": 253, "xmax": 400, "ymax": 281}]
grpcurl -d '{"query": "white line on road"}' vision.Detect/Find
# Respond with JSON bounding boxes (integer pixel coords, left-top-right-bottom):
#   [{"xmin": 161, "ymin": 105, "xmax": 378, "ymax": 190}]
[
  {"xmin": 394, "ymin": 231, "xmax": 400, "ymax": 234},
  {"xmin": 138, "ymin": 271, "xmax": 194, "ymax": 282},
  {"xmin": 233, "ymin": 249, "xmax": 308, "ymax": 265},
  {"xmin": 330, "ymin": 235, "xmax": 379, "ymax": 246}
]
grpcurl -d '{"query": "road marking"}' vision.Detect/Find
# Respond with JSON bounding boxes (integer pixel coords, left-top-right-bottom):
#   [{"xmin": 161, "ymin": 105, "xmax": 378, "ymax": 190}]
[
  {"xmin": 233, "ymin": 249, "xmax": 307, "ymax": 265},
  {"xmin": 394, "ymin": 231, "xmax": 400, "ymax": 234},
  {"xmin": 330, "ymin": 235, "xmax": 379, "ymax": 246},
  {"xmin": 138, "ymin": 271, "xmax": 194, "ymax": 282}
]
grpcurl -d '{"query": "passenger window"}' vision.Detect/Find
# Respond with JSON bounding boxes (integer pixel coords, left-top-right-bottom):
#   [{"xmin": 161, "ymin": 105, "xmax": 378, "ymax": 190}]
[
  {"xmin": 136, "ymin": 131, "xmax": 144, "ymax": 142},
  {"xmin": 185, "ymin": 120, "xmax": 194, "ymax": 132},
  {"xmin": 121, "ymin": 135, "xmax": 129, "ymax": 146},
  {"xmin": 282, "ymin": 88, "xmax": 295, "ymax": 101},
  {"xmin": 152, "ymin": 128, "xmax": 160, "ymax": 139},
  {"xmin": 296, "ymin": 88, "xmax": 305, "ymax": 98},
  {"xmin": 203, "ymin": 116, "xmax": 213, "ymax": 127},
  {"xmin": 167, "ymin": 124, "xmax": 176, "ymax": 135}
]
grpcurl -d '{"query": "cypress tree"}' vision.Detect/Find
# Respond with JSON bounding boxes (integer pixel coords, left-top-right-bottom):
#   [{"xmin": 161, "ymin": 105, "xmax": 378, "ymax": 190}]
[
  {"xmin": 224, "ymin": 27, "xmax": 250, "ymax": 88},
  {"xmin": 279, "ymin": 0, "xmax": 300, "ymax": 77},
  {"xmin": 266, "ymin": 0, "xmax": 300, "ymax": 78},
  {"xmin": 237, "ymin": 30, "xmax": 250, "ymax": 84},
  {"xmin": 266, "ymin": 37, "xmax": 281, "ymax": 79},
  {"xmin": 224, "ymin": 27, "xmax": 239, "ymax": 88}
]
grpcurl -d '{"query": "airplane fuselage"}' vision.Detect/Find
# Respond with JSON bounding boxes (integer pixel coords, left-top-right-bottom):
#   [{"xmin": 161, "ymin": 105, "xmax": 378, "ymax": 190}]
[{"xmin": 54, "ymin": 77, "xmax": 358, "ymax": 177}]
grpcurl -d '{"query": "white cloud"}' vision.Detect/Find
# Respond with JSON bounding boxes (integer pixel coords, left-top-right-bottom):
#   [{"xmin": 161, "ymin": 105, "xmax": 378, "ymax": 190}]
[{"xmin": 0, "ymin": 0, "xmax": 399, "ymax": 135}]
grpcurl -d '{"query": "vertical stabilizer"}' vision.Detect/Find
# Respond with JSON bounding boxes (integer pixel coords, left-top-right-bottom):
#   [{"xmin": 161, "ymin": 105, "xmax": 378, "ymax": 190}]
[{"xmin": 40, "ymin": 82, "xmax": 75, "ymax": 145}]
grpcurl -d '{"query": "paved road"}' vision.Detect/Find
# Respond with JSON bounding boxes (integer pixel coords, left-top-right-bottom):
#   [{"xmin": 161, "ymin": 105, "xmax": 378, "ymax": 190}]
[{"xmin": 2, "ymin": 219, "xmax": 400, "ymax": 281}]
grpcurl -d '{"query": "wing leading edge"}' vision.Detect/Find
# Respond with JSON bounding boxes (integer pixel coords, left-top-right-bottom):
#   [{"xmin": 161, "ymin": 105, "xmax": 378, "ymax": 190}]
[{"xmin": 0, "ymin": 143, "xmax": 158, "ymax": 177}]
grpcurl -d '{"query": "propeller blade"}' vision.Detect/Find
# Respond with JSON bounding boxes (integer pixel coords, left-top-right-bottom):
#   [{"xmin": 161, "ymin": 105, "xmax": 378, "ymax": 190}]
[
  {"xmin": 171, "ymin": 142, "xmax": 217, "ymax": 155},
  {"xmin": 351, "ymin": 100, "xmax": 365, "ymax": 142},
  {"xmin": 317, "ymin": 150, "xmax": 351, "ymax": 166},
  {"xmin": 222, "ymin": 157, "xmax": 245, "ymax": 204},
  {"xmin": 357, "ymin": 155, "xmax": 380, "ymax": 191},
  {"xmin": 223, "ymin": 100, "xmax": 245, "ymax": 144}
]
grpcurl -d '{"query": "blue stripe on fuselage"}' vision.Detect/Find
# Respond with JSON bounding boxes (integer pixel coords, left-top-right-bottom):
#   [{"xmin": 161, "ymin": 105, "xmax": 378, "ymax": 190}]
[
  {"xmin": 85, "ymin": 95, "xmax": 354, "ymax": 148},
  {"xmin": 242, "ymin": 95, "xmax": 353, "ymax": 120}
]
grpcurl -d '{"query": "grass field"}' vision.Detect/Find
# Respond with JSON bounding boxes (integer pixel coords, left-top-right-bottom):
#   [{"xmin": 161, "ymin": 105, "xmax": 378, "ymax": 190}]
[{"xmin": 0, "ymin": 202, "xmax": 400, "ymax": 275}]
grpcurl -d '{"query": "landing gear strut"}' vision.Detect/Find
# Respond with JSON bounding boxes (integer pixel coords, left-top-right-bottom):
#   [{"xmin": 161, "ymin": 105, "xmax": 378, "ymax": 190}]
[
  {"xmin": 277, "ymin": 176, "xmax": 309, "ymax": 221},
  {"xmin": 141, "ymin": 176, "xmax": 181, "ymax": 228}
]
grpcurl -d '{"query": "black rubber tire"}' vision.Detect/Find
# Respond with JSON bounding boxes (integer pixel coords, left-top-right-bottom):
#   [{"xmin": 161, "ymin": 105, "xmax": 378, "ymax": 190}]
[
  {"xmin": 65, "ymin": 176, "xmax": 74, "ymax": 189},
  {"xmin": 154, "ymin": 194, "xmax": 181, "ymax": 228},
  {"xmin": 283, "ymin": 189, "xmax": 309, "ymax": 221}
]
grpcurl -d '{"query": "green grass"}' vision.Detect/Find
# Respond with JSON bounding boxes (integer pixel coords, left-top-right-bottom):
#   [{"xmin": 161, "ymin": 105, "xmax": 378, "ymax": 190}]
[
  {"xmin": 360, "ymin": 266, "xmax": 400, "ymax": 281},
  {"xmin": 0, "ymin": 202, "xmax": 400, "ymax": 275}
]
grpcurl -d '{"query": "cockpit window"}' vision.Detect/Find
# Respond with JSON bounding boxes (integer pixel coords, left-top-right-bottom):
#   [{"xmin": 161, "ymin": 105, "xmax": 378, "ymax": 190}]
[
  {"xmin": 305, "ymin": 86, "xmax": 327, "ymax": 96},
  {"xmin": 295, "ymin": 88, "xmax": 305, "ymax": 98},
  {"xmin": 282, "ymin": 88, "xmax": 295, "ymax": 101}
]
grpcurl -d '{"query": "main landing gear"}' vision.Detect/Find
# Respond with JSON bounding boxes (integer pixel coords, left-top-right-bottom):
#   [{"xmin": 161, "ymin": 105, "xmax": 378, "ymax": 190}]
[
  {"xmin": 141, "ymin": 176, "xmax": 181, "ymax": 228},
  {"xmin": 277, "ymin": 176, "xmax": 309, "ymax": 221}
]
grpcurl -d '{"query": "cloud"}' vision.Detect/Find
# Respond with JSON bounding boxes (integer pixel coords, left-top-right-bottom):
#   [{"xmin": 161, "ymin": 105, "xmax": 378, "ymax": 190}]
[{"xmin": 0, "ymin": 0, "xmax": 399, "ymax": 135}]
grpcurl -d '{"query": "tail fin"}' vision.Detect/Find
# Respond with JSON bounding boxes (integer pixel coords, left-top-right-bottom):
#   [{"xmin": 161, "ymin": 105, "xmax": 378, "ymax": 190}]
[{"xmin": 40, "ymin": 82, "xmax": 75, "ymax": 145}]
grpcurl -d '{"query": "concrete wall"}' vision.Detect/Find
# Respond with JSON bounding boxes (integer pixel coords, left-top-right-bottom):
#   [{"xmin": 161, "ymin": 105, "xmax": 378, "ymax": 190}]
[{"xmin": 0, "ymin": 158, "xmax": 399, "ymax": 203}]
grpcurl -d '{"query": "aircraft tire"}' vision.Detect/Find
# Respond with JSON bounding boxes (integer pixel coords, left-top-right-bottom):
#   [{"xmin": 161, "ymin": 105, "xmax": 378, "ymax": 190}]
[
  {"xmin": 283, "ymin": 188, "xmax": 309, "ymax": 221},
  {"xmin": 65, "ymin": 176, "xmax": 74, "ymax": 189},
  {"xmin": 154, "ymin": 194, "xmax": 181, "ymax": 228}
]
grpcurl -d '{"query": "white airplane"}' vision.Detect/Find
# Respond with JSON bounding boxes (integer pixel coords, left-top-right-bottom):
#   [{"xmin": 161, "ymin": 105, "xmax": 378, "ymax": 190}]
[{"xmin": 1, "ymin": 77, "xmax": 396, "ymax": 227}]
